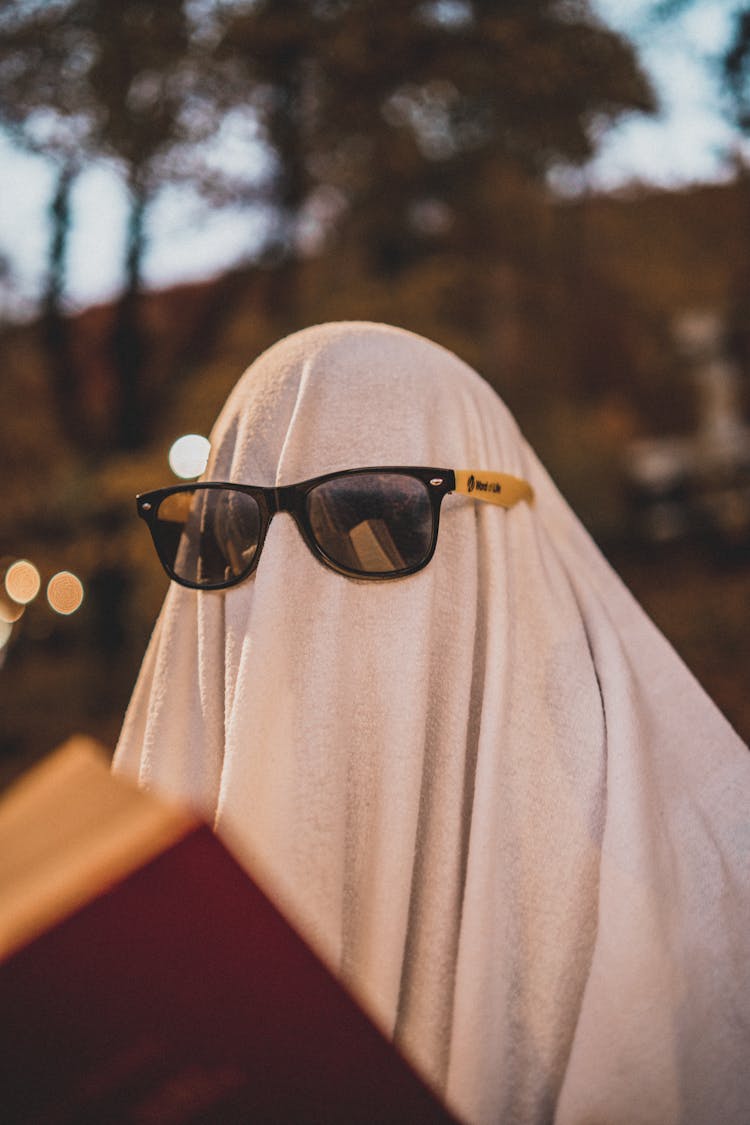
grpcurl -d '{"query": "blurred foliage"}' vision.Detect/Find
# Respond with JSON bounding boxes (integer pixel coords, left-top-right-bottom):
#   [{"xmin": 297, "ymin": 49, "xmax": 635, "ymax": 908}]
[
  {"xmin": 0, "ymin": 0, "xmax": 749, "ymax": 782},
  {"xmin": 0, "ymin": 0, "xmax": 226, "ymax": 448},
  {"xmin": 726, "ymin": 5, "xmax": 750, "ymax": 132},
  {"xmin": 0, "ymin": 0, "xmax": 653, "ymax": 452}
]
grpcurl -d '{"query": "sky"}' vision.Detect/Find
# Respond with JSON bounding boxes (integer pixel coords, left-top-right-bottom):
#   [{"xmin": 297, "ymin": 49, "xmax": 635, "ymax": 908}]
[
  {"xmin": 0, "ymin": 0, "xmax": 743, "ymax": 315},
  {"xmin": 586, "ymin": 0, "xmax": 740, "ymax": 189}
]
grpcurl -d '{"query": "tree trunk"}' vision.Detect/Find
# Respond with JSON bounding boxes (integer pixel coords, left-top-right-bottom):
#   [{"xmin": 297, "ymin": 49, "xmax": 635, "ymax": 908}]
[
  {"xmin": 112, "ymin": 184, "xmax": 149, "ymax": 450},
  {"xmin": 41, "ymin": 161, "xmax": 84, "ymax": 449}
]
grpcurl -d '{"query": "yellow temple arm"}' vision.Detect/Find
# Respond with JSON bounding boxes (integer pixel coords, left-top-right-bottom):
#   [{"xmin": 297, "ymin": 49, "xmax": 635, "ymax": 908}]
[{"xmin": 453, "ymin": 470, "xmax": 534, "ymax": 509}]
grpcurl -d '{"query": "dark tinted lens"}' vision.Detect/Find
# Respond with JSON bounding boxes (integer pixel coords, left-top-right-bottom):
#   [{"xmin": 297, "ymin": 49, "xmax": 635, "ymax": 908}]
[
  {"xmin": 306, "ymin": 472, "xmax": 433, "ymax": 574},
  {"xmin": 153, "ymin": 488, "xmax": 261, "ymax": 587}
]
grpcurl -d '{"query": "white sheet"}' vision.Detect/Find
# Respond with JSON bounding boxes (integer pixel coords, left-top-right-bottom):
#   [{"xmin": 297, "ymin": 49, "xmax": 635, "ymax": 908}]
[{"xmin": 114, "ymin": 322, "xmax": 750, "ymax": 1124}]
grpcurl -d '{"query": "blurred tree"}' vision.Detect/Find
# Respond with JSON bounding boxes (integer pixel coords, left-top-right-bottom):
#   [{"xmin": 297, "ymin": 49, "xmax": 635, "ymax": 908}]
[
  {"xmin": 0, "ymin": 1, "xmax": 92, "ymax": 447},
  {"xmin": 648, "ymin": 1, "xmax": 750, "ymax": 395},
  {"xmin": 723, "ymin": 5, "xmax": 750, "ymax": 388},
  {"xmin": 0, "ymin": 0, "xmax": 258, "ymax": 451},
  {"xmin": 217, "ymin": 0, "xmax": 655, "ymax": 284},
  {"xmin": 726, "ymin": 4, "xmax": 750, "ymax": 123},
  {"xmin": 0, "ymin": 0, "xmax": 654, "ymax": 445},
  {"xmin": 83, "ymin": 0, "xmax": 195, "ymax": 449}
]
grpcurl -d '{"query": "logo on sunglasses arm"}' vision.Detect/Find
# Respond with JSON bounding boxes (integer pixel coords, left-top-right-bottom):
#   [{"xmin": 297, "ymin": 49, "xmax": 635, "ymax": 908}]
[{"xmin": 467, "ymin": 474, "xmax": 501, "ymax": 495}]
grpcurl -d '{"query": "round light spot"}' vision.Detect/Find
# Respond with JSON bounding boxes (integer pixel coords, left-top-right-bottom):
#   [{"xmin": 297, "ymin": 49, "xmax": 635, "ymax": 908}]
[
  {"xmin": 0, "ymin": 617, "xmax": 11, "ymax": 650},
  {"xmin": 5, "ymin": 559, "xmax": 41, "ymax": 605},
  {"xmin": 0, "ymin": 591, "xmax": 24, "ymax": 623},
  {"xmin": 47, "ymin": 571, "xmax": 84, "ymax": 615},
  {"xmin": 168, "ymin": 434, "xmax": 211, "ymax": 479}
]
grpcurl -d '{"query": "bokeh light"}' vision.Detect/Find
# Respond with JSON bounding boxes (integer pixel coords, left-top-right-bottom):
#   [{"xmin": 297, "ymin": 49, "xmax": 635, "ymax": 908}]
[
  {"xmin": 47, "ymin": 571, "xmax": 84, "ymax": 615},
  {"xmin": 0, "ymin": 590, "xmax": 24, "ymax": 624},
  {"xmin": 5, "ymin": 559, "xmax": 41, "ymax": 605},
  {"xmin": 168, "ymin": 434, "xmax": 211, "ymax": 479}
]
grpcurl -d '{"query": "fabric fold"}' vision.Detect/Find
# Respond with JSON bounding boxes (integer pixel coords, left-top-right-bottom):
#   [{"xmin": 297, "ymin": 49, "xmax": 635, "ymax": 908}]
[{"xmin": 114, "ymin": 321, "xmax": 750, "ymax": 1124}]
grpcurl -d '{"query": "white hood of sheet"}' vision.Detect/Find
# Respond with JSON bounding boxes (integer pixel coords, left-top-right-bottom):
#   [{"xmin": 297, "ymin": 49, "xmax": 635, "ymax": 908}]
[{"xmin": 114, "ymin": 322, "xmax": 750, "ymax": 1125}]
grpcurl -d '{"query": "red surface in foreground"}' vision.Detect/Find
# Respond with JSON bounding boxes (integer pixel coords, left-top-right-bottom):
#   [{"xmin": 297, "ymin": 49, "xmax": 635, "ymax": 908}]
[{"xmin": 0, "ymin": 826, "xmax": 457, "ymax": 1124}]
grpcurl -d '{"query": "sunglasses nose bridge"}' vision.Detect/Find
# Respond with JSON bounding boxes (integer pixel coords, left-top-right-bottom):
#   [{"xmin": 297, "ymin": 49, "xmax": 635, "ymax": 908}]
[{"xmin": 273, "ymin": 484, "xmax": 298, "ymax": 514}]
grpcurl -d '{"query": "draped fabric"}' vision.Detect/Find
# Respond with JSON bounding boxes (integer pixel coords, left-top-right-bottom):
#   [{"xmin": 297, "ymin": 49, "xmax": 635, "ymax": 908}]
[{"xmin": 114, "ymin": 322, "xmax": 750, "ymax": 1125}]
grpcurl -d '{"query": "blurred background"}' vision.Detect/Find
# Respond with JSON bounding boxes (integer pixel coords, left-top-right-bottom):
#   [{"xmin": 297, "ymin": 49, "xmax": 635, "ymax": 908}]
[{"xmin": 1, "ymin": 0, "xmax": 749, "ymax": 788}]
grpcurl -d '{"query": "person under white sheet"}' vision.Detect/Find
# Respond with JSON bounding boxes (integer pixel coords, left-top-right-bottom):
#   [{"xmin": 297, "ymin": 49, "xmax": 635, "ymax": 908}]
[{"xmin": 114, "ymin": 321, "xmax": 750, "ymax": 1125}]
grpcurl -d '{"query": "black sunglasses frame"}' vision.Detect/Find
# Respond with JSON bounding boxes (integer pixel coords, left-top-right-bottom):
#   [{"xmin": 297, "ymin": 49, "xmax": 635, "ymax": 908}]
[{"xmin": 137, "ymin": 466, "xmax": 458, "ymax": 589}]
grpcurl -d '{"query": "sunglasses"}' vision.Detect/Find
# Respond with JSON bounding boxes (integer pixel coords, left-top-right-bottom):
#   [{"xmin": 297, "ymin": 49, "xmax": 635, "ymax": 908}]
[{"xmin": 137, "ymin": 467, "xmax": 534, "ymax": 589}]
